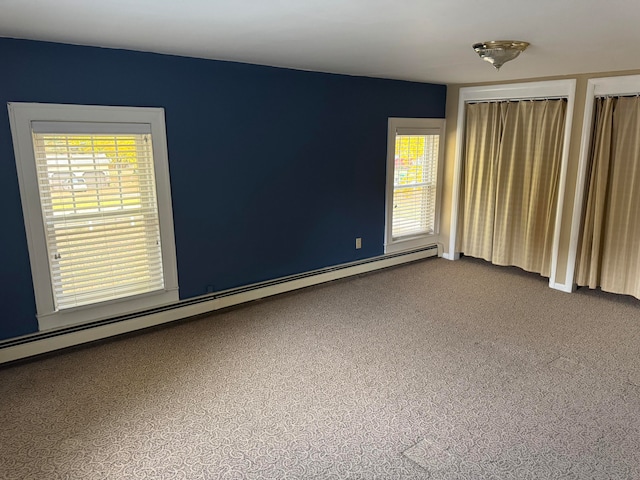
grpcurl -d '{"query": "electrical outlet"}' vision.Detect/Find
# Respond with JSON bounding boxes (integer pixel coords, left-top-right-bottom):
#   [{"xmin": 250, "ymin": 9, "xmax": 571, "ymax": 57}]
[{"xmin": 355, "ymin": 237, "xmax": 362, "ymax": 249}]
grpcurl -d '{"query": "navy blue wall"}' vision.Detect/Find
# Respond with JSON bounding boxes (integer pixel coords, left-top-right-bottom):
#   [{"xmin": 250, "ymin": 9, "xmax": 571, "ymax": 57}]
[{"xmin": 0, "ymin": 38, "xmax": 446, "ymax": 341}]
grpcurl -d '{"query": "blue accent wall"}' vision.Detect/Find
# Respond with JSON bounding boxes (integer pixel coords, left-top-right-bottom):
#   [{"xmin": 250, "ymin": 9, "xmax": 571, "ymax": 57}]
[{"xmin": 0, "ymin": 38, "xmax": 446, "ymax": 341}]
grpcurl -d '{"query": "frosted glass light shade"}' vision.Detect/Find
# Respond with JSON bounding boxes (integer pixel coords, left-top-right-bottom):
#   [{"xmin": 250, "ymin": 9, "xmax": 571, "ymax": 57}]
[{"xmin": 472, "ymin": 41, "xmax": 530, "ymax": 70}]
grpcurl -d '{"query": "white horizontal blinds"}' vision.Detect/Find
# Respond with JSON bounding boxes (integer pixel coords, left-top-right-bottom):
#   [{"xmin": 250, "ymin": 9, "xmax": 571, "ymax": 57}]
[
  {"xmin": 392, "ymin": 130, "xmax": 439, "ymax": 239},
  {"xmin": 31, "ymin": 126, "xmax": 165, "ymax": 310}
]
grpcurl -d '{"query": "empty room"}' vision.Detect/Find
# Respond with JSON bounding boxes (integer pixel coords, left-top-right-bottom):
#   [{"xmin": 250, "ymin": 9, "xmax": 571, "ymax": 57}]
[{"xmin": 1, "ymin": 1, "xmax": 640, "ymax": 478}]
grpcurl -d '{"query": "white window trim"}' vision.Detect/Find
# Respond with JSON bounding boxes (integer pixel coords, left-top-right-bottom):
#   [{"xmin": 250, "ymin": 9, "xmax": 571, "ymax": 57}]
[
  {"xmin": 565, "ymin": 74, "xmax": 640, "ymax": 293},
  {"xmin": 447, "ymin": 80, "xmax": 576, "ymax": 293},
  {"xmin": 8, "ymin": 102, "xmax": 179, "ymax": 331},
  {"xmin": 384, "ymin": 117, "xmax": 445, "ymax": 254}
]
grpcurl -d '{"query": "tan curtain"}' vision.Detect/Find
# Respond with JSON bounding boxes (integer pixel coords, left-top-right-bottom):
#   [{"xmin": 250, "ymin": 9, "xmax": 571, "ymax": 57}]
[
  {"xmin": 459, "ymin": 102, "xmax": 505, "ymax": 259},
  {"xmin": 576, "ymin": 96, "xmax": 640, "ymax": 298},
  {"xmin": 461, "ymin": 99, "xmax": 567, "ymax": 277}
]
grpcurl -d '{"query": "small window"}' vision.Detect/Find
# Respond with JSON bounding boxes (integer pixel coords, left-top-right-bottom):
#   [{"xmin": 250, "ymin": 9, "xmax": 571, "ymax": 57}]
[
  {"xmin": 385, "ymin": 118, "xmax": 445, "ymax": 254},
  {"xmin": 9, "ymin": 103, "xmax": 179, "ymax": 330}
]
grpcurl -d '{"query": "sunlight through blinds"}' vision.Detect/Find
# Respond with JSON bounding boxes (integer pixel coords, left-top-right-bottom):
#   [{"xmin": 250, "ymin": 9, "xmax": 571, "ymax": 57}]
[
  {"xmin": 31, "ymin": 124, "xmax": 165, "ymax": 310},
  {"xmin": 392, "ymin": 131, "xmax": 439, "ymax": 239}
]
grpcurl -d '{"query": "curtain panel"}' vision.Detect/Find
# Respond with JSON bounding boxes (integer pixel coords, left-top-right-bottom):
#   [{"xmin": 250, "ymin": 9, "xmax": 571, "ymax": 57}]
[
  {"xmin": 576, "ymin": 96, "xmax": 640, "ymax": 298},
  {"xmin": 460, "ymin": 99, "xmax": 567, "ymax": 277}
]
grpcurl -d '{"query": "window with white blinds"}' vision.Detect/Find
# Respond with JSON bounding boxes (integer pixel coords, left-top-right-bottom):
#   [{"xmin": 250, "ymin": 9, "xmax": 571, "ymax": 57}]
[
  {"xmin": 385, "ymin": 118, "xmax": 444, "ymax": 254},
  {"xmin": 9, "ymin": 103, "xmax": 178, "ymax": 331},
  {"xmin": 32, "ymin": 128, "xmax": 164, "ymax": 310}
]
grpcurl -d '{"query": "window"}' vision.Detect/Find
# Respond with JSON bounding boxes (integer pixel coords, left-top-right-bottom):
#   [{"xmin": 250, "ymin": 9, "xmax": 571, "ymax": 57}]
[
  {"xmin": 9, "ymin": 103, "xmax": 178, "ymax": 331},
  {"xmin": 384, "ymin": 118, "xmax": 445, "ymax": 254}
]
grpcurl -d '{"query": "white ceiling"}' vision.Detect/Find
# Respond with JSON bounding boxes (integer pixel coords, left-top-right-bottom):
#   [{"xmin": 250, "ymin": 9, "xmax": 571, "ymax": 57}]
[{"xmin": 1, "ymin": 0, "xmax": 638, "ymax": 85}]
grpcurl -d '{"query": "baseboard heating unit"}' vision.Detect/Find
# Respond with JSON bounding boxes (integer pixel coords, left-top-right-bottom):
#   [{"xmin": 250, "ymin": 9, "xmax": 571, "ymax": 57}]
[{"xmin": 0, "ymin": 244, "xmax": 440, "ymax": 364}]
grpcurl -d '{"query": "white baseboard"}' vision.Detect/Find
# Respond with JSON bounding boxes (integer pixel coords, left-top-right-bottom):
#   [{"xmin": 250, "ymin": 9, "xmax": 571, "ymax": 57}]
[
  {"xmin": 0, "ymin": 247, "xmax": 438, "ymax": 364},
  {"xmin": 442, "ymin": 252, "xmax": 460, "ymax": 260}
]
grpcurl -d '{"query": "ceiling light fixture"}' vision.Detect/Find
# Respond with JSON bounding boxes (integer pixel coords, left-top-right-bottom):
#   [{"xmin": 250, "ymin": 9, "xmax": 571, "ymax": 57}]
[{"xmin": 472, "ymin": 40, "xmax": 530, "ymax": 70}]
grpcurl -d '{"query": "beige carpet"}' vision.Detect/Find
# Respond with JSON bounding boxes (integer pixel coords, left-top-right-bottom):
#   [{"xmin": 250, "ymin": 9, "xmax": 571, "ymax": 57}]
[{"xmin": 1, "ymin": 257, "xmax": 640, "ymax": 479}]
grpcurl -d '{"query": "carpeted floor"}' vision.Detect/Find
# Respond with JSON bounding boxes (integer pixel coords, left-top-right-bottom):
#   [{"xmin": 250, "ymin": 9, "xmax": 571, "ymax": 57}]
[{"xmin": 1, "ymin": 256, "xmax": 640, "ymax": 479}]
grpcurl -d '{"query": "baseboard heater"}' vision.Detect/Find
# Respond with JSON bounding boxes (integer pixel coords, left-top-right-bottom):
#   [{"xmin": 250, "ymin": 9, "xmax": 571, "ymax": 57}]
[{"xmin": 0, "ymin": 244, "xmax": 440, "ymax": 365}]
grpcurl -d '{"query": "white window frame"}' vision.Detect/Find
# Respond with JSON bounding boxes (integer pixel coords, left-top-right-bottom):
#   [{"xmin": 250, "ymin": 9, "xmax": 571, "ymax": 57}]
[
  {"xmin": 384, "ymin": 117, "xmax": 445, "ymax": 254},
  {"xmin": 8, "ymin": 102, "xmax": 179, "ymax": 331},
  {"xmin": 447, "ymin": 80, "xmax": 576, "ymax": 293}
]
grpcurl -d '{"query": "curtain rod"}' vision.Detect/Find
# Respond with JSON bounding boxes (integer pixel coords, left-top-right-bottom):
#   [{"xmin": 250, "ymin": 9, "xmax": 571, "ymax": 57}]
[
  {"xmin": 595, "ymin": 93, "xmax": 640, "ymax": 99},
  {"xmin": 466, "ymin": 97, "xmax": 567, "ymax": 104}
]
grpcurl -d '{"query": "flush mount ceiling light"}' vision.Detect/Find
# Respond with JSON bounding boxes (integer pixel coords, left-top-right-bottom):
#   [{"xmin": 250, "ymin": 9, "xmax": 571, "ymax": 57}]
[{"xmin": 472, "ymin": 40, "xmax": 530, "ymax": 70}]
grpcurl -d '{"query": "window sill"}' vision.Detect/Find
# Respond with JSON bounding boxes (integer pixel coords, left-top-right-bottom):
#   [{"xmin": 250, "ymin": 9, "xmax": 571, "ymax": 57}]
[
  {"xmin": 37, "ymin": 288, "xmax": 179, "ymax": 331},
  {"xmin": 384, "ymin": 234, "xmax": 439, "ymax": 255}
]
